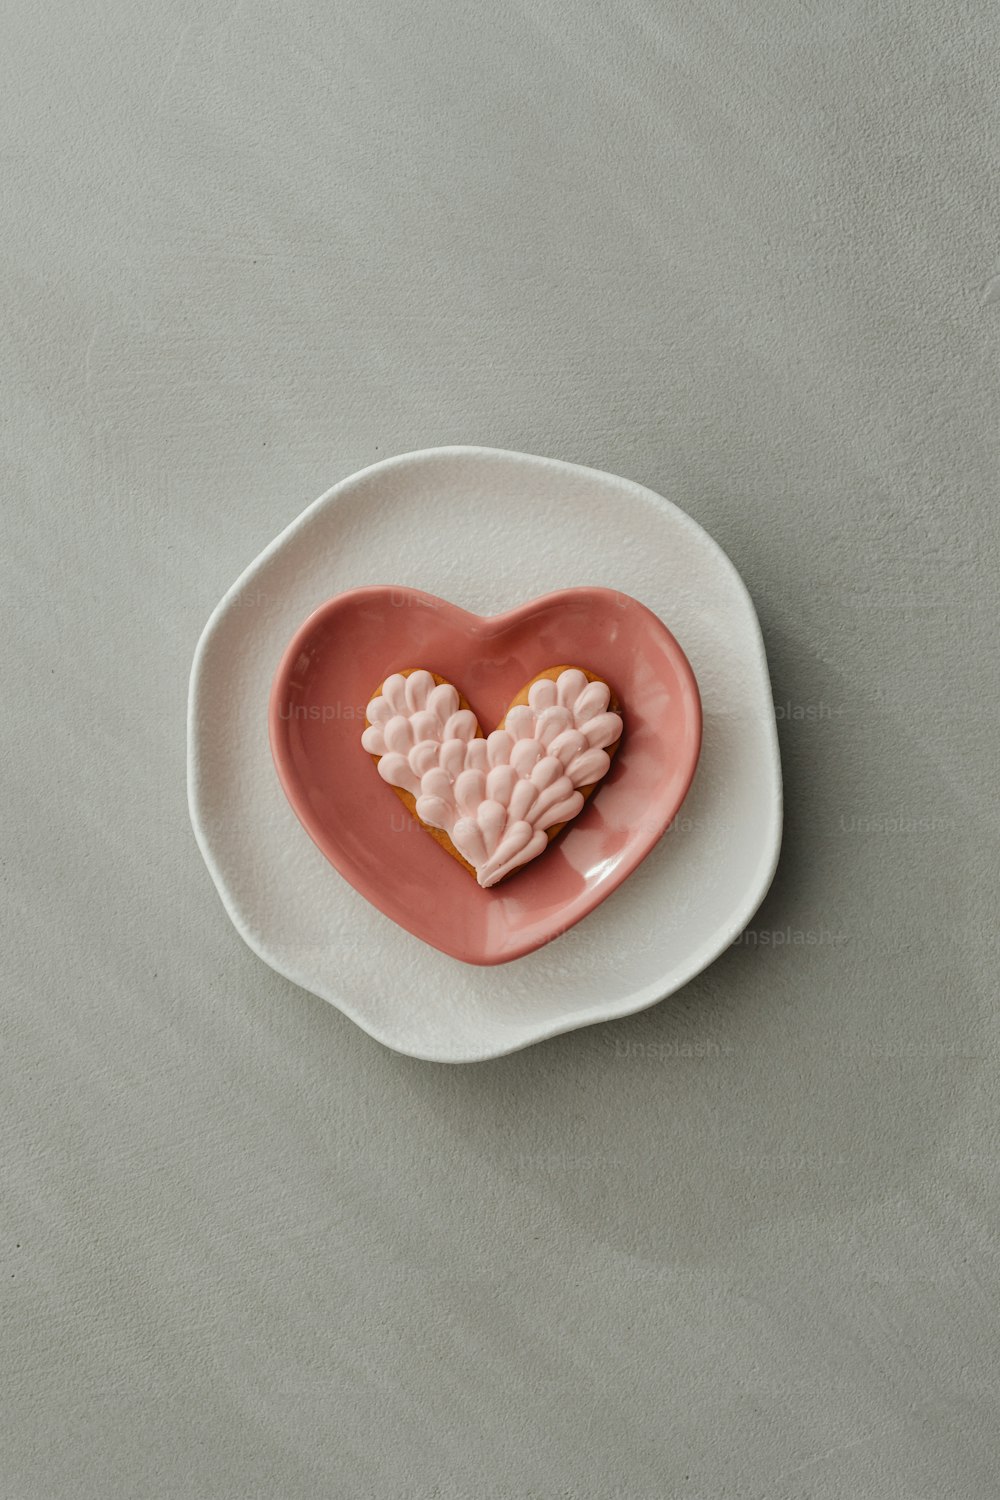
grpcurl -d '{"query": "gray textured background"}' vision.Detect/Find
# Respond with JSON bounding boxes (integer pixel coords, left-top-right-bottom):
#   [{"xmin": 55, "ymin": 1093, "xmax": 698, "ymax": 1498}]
[{"xmin": 3, "ymin": 1, "xmax": 999, "ymax": 1496}]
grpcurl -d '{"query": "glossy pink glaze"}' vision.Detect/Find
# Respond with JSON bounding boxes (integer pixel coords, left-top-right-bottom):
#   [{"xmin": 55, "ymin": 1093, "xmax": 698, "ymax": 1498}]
[{"xmin": 268, "ymin": 587, "xmax": 702, "ymax": 965}]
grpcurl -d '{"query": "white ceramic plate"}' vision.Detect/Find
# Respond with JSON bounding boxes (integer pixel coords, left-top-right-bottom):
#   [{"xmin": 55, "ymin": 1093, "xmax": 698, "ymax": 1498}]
[{"xmin": 188, "ymin": 447, "xmax": 781, "ymax": 1062}]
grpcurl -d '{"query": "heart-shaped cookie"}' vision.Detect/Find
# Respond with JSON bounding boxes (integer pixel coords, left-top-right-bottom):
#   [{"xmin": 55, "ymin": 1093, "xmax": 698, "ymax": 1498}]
[{"xmin": 361, "ymin": 666, "xmax": 623, "ymax": 887}]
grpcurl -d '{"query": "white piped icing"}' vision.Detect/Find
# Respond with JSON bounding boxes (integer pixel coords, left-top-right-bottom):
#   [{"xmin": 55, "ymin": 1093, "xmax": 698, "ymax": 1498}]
[{"xmin": 362, "ymin": 669, "xmax": 623, "ymax": 887}]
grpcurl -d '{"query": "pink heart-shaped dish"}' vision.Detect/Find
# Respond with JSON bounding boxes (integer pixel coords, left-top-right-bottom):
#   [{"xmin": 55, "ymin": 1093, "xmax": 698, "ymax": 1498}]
[{"xmin": 269, "ymin": 587, "xmax": 702, "ymax": 965}]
